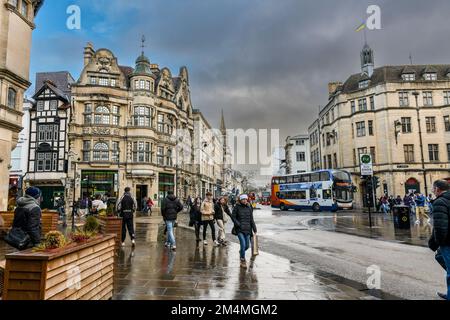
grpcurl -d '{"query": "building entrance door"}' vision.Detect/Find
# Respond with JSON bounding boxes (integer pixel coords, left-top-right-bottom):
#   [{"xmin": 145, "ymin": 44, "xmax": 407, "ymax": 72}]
[{"xmin": 136, "ymin": 185, "xmax": 148, "ymax": 211}]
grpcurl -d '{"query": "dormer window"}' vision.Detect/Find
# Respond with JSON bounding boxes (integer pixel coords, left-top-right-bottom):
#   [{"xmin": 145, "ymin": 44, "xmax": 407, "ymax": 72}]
[
  {"xmin": 402, "ymin": 73, "xmax": 415, "ymax": 81},
  {"xmin": 358, "ymin": 80, "xmax": 369, "ymax": 89},
  {"xmin": 424, "ymin": 73, "xmax": 437, "ymax": 81}
]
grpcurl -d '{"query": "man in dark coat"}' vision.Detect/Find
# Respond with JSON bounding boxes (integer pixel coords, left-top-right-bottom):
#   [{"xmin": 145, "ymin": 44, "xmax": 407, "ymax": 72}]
[
  {"xmin": 231, "ymin": 194, "xmax": 257, "ymax": 268},
  {"xmin": 11, "ymin": 187, "xmax": 42, "ymax": 248},
  {"xmin": 428, "ymin": 180, "xmax": 450, "ymax": 300},
  {"xmin": 117, "ymin": 187, "xmax": 138, "ymax": 247},
  {"xmin": 161, "ymin": 191, "xmax": 183, "ymax": 251}
]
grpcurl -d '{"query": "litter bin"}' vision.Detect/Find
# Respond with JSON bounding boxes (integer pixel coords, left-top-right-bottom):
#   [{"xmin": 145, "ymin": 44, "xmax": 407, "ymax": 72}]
[{"xmin": 393, "ymin": 205, "xmax": 411, "ymax": 229}]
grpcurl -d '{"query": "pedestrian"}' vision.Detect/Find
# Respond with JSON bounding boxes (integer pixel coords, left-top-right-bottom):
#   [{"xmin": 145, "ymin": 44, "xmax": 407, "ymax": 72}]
[
  {"xmin": 161, "ymin": 190, "xmax": 183, "ymax": 251},
  {"xmin": 231, "ymin": 194, "xmax": 257, "ymax": 268},
  {"xmin": 388, "ymin": 196, "xmax": 395, "ymax": 213},
  {"xmin": 414, "ymin": 191, "xmax": 430, "ymax": 225},
  {"xmin": 141, "ymin": 196, "xmax": 148, "ymax": 214},
  {"xmin": 381, "ymin": 195, "xmax": 390, "ymax": 215},
  {"xmin": 200, "ymin": 192, "xmax": 219, "ymax": 246},
  {"xmin": 147, "ymin": 196, "xmax": 154, "ymax": 216},
  {"xmin": 395, "ymin": 195, "xmax": 403, "ymax": 206},
  {"xmin": 78, "ymin": 192, "xmax": 92, "ymax": 218},
  {"xmin": 7, "ymin": 187, "xmax": 42, "ymax": 249},
  {"xmin": 117, "ymin": 187, "xmax": 138, "ymax": 247},
  {"xmin": 190, "ymin": 197, "xmax": 203, "ymax": 243},
  {"xmin": 214, "ymin": 196, "xmax": 231, "ymax": 246},
  {"xmin": 92, "ymin": 194, "xmax": 106, "ymax": 215},
  {"xmin": 428, "ymin": 180, "xmax": 450, "ymax": 300},
  {"xmin": 230, "ymin": 196, "xmax": 236, "ymax": 209}
]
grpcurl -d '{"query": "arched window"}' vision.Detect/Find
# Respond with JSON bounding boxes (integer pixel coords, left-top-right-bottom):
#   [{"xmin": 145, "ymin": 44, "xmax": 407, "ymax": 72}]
[
  {"xmin": 7, "ymin": 88, "xmax": 17, "ymax": 109},
  {"xmin": 93, "ymin": 142, "xmax": 109, "ymax": 161},
  {"xmin": 94, "ymin": 106, "xmax": 110, "ymax": 125}
]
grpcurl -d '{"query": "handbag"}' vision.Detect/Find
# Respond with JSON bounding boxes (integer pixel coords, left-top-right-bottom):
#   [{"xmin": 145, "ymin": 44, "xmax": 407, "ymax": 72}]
[
  {"xmin": 251, "ymin": 233, "xmax": 259, "ymax": 256},
  {"xmin": 5, "ymin": 227, "xmax": 31, "ymax": 251},
  {"xmin": 231, "ymin": 226, "xmax": 238, "ymax": 236}
]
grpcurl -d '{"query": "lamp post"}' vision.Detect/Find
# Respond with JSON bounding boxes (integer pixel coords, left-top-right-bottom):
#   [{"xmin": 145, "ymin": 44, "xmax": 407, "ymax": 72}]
[{"xmin": 412, "ymin": 91, "xmax": 428, "ymax": 195}]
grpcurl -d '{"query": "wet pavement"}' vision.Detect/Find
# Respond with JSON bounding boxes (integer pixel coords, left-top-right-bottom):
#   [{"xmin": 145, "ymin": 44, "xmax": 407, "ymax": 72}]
[{"xmin": 113, "ymin": 216, "xmax": 381, "ymax": 300}]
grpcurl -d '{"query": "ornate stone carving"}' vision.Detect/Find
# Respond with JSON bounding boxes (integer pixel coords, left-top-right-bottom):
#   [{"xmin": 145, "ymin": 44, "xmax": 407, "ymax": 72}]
[{"xmin": 91, "ymin": 127, "xmax": 111, "ymax": 135}]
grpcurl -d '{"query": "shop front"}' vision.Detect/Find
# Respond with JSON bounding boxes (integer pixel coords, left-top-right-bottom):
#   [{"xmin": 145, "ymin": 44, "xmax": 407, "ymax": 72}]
[
  {"xmin": 81, "ymin": 170, "xmax": 119, "ymax": 199},
  {"xmin": 158, "ymin": 173, "xmax": 174, "ymax": 206}
]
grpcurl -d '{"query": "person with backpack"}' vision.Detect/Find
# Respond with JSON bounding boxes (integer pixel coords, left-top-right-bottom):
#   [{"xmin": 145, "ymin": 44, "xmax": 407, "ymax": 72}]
[
  {"xmin": 428, "ymin": 180, "xmax": 450, "ymax": 300},
  {"xmin": 6, "ymin": 187, "xmax": 42, "ymax": 250},
  {"xmin": 116, "ymin": 187, "xmax": 138, "ymax": 247},
  {"xmin": 161, "ymin": 191, "xmax": 183, "ymax": 251}
]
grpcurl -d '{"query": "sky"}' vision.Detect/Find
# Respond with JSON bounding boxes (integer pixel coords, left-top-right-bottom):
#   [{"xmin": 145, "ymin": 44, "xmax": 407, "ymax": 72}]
[{"xmin": 29, "ymin": 0, "xmax": 450, "ymax": 186}]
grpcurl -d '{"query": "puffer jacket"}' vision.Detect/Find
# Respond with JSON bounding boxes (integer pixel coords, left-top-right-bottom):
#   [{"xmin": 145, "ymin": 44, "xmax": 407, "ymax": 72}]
[
  {"xmin": 189, "ymin": 203, "xmax": 202, "ymax": 223},
  {"xmin": 214, "ymin": 202, "xmax": 231, "ymax": 221},
  {"xmin": 12, "ymin": 195, "xmax": 42, "ymax": 245},
  {"xmin": 429, "ymin": 191, "xmax": 450, "ymax": 251},
  {"xmin": 200, "ymin": 199, "xmax": 215, "ymax": 221},
  {"xmin": 161, "ymin": 195, "xmax": 183, "ymax": 221},
  {"xmin": 231, "ymin": 203, "xmax": 257, "ymax": 235}
]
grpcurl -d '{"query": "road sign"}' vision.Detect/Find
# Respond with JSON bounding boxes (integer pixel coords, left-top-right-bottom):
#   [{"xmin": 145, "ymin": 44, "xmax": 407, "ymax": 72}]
[{"xmin": 360, "ymin": 154, "xmax": 373, "ymax": 176}]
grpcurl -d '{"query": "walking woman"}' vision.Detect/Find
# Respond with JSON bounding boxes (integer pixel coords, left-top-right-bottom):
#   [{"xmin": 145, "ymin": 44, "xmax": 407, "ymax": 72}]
[
  {"xmin": 200, "ymin": 192, "xmax": 219, "ymax": 246},
  {"xmin": 214, "ymin": 196, "xmax": 231, "ymax": 246},
  {"xmin": 231, "ymin": 194, "xmax": 257, "ymax": 268},
  {"xmin": 190, "ymin": 197, "xmax": 203, "ymax": 243}
]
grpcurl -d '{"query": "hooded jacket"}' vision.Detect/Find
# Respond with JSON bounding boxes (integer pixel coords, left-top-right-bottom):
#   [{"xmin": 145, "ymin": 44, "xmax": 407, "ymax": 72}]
[
  {"xmin": 429, "ymin": 190, "xmax": 450, "ymax": 251},
  {"xmin": 231, "ymin": 202, "xmax": 257, "ymax": 235},
  {"xmin": 161, "ymin": 194, "xmax": 183, "ymax": 221},
  {"xmin": 12, "ymin": 195, "xmax": 42, "ymax": 245}
]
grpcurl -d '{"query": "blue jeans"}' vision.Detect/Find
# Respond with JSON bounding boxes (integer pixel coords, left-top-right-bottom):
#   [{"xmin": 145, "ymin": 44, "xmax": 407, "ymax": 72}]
[
  {"xmin": 166, "ymin": 220, "xmax": 176, "ymax": 247},
  {"xmin": 237, "ymin": 232, "xmax": 251, "ymax": 260},
  {"xmin": 435, "ymin": 246, "xmax": 450, "ymax": 300}
]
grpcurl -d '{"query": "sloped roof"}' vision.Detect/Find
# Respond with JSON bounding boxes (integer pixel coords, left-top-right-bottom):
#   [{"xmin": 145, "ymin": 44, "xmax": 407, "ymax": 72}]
[{"xmin": 35, "ymin": 71, "xmax": 74, "ymax": 97}]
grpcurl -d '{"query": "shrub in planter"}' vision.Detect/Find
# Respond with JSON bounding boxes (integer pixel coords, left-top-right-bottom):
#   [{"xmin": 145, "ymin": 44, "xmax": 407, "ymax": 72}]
[
  {"xmin": 84, "ymin": 216, "xmax": 100, "ymax": 233},
  {"xmin": 69, "ymin": 230, "xmax": 97, "ymax": 243},
  {"xmin": 35, "ymin": 231, "xmax": 67, "ymax": 251}
]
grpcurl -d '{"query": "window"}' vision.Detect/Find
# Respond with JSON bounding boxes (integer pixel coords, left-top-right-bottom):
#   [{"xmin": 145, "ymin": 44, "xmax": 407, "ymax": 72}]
[
  {"xmin": 82, "ymin": 140, "xmax": 91, "ymax": 162},
  {"xmin": 402, "ymin": 73, "xmax": 415, "ymax": 81},
  {"xmin": 428, "ymin": 144, "xmax": 439, "ymax": 162},
  {"xmin": 356, "ymin": 121, "xmax": 366, "ymax": 137},
  {"xmin": 368, "ymin": 120, "xmax": 374, "ymax": 136},
  {"xmin": 296, "ymin": 152, "xmax": 305, "ymax": 162},
  {"xmin": 133, "ymin": 106, "xmax": 152, "ymax": 127},
  {"xmin": 110, "ymin": 79, "xmax": 116, "ymax": 87},
  {"xmin": 333, "ymin": 154, "xmax": 337, "ymax": 169},
  {"xmin": 90, "ymin": 77, "xmax": 97, "ymax": 85},
  {"xmin": 112, "ymin": 141, "xmax": 120, "ymax": 162},
  {"xmin": 7, "ymin": 88, "xmax": 16, "ymax": 109},
  {"xmin": 93, "ymin": 142, "xmax": 109, "ymax": 161},
  {"xmin": 36, "ymin": 152, "xmax": 55, "ymax": 172},
  {"xmin": 50, "ymin": 100, "xmax": 58, "ymax": 110},
  {"xmin": 37, "ymin": 101, "xmax": 44, "ymax": 111},
  {"xmin": 351, "ymin": 101, "xmax": 356, "ymax": 114},
  {"xmin": 399, "ymin": 91, "xmax": 409, "ymax": 107},
  {"xmin": 369, "ymin": 96, "xmax": 375, "ymax": 110},
  {"xmin": 423, "ymin": 91, "xmax": 433, "ymax": 106},
  {"xmin": 145, "ymin": 81, "xmax": 150, "ymax": 90},
  {"xmin": 401, "ymin": 117, "xmax": 412, "ymax": 133},
  {"xmin": 157, "ymin": 146, "xmax": 164, "ymax": 166},
  {"xmin": 426, "ymin": 117, "xmax": 436, "ymax": 133},
  {"xmin": 94, "ymin": 106, "xmax": 110, "ymax": 125},
  {"xmin": 38, "ymin": 124, "xmax": 58, "ymax": 142},
  {"xmin": 331, "ymin": 108, "xmax": 335, "ymax": 121},
  {"xmin": 21, "ymin": 0, "xmax": 28, "ymax": 17},
  {"xmin": 99, "ymin": 78, "xmax": 109, "ymax": 86},
  {"xmin": 370, "ymin": 147, "xmax": 376, "ymax": 164},
  {"xmin": 447, "ymin": 144, "xmax": 450, "ymax": 161},
  {"xmin": 112, "ymin": 106, "xmax": 120, "ymax": 126},
  {"xmin": 358, "ymin": 98, "xmax": 367, "ymax": 112},
  {"xmin": 166, "ymin": 148, "xmax": 173, "ymax": 167},
  {"xmin": 424, "ymin": 73, "xmax": 437, "ymax": 81},
  {"xmin": 404, "ymin": 145, "xmax": 414, "ymax": 163},
  {"xmin": 295, "ymin": 139, "xmax": 305, "ymax": 146},
  {"xmin": 157, "ymin": 114, "xmax": 164, "ymax": 132},
  {"xmin": 444, "ymin": 116, "xmax": 450, "ymax": 132},
  {"xmin": 359, "ymin": 80, "xmax": 369, "ymax": 89},
  {"xmin": 351, "ymin": 123, "xmax": 354, "ymax": 138},
  {"xmin": 133, "ymin": 141, "xmax": 151, "ymax": 163},
  {"xmin": 444, "ymin": 92, "xmax": 450, "ymax": 105}
]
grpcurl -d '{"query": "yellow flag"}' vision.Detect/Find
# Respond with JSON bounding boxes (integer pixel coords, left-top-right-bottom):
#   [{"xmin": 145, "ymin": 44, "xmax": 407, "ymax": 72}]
[{"xmin": 355, "ymin": 23, "xmax": 366, "ymax": 32}]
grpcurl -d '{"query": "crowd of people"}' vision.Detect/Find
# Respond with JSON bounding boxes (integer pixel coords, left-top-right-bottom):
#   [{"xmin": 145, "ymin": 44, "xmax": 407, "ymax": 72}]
[{"xmin": 377, "ymin": 191, "xmax": 435, "ymax": 225}]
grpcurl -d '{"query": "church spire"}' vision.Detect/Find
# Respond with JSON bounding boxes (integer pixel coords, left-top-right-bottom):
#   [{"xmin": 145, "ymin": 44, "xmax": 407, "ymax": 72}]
[
  {"xmin": 361, "ymin": 41, "xmax": 374, "ymax": 77},
  {"xmin": 220, "ymin": 109, "xmax": 226, "ymax": 133}
]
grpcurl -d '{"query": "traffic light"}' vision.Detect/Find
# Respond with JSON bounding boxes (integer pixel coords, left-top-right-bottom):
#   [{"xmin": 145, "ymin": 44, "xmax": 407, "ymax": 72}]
[{"xmin": 373, "ymin": 176, "xmax": 380, "ymax": 190}]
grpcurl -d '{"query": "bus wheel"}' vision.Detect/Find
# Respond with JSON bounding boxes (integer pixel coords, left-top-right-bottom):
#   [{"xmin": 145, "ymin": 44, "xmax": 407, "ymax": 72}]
[
  {"xmin": 280, "ymin": 204, "xmax": 287, "ymax": 211},
  {"xmin": 312, "ymin": 203, "xmax": 320, "ymax": 212}
]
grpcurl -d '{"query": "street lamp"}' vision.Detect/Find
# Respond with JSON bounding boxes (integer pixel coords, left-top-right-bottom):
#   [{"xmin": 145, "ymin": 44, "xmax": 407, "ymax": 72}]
[{"xmin": 412, "ymin": 91, "xmax": 428, "ymax": 195}]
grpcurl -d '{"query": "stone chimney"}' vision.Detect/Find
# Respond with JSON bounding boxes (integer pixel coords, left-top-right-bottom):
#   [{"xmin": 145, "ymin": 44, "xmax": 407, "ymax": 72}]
[
  {"xmin": 83, "ymin": 42, "xmax": 95, "ymax": 67},
  {"xmin": 328, "ymin": 82, "xmax": 342, "ymax": 96}
]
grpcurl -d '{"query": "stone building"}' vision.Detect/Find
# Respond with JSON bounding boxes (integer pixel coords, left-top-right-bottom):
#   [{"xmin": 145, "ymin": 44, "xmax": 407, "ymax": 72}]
[
  {"xmin": 68, "ymin": 43, "xmax": 224, "ymax": 208},
  {"xmin": 0, "ymin": 0, "xmax": 43, "ymax": 209},
  {"xmin": 309, "ymin": 42, "xmax": 450, "ymax": 207},
  {"xmin": 284, "ymin": 134, "xmax": 311, "ymax": 174}
]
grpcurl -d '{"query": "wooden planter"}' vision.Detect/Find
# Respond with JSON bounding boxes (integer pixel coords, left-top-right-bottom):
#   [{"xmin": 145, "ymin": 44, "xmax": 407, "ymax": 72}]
[
  {"xmin": 97, "ymin": 216, "xmax": 122, "ymax": 250},
  {"xmin": 0, "ymin": 210, "xmax": 59, "ymax": 239},
  {"xmin": 2, "ymin": 235, "xmax": 115, "ymax": 300}
]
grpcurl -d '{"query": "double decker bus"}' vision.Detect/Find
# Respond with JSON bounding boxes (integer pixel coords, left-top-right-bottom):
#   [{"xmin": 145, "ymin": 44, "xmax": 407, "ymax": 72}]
[{"xmin": 271, "ymin": 170, "xmax": 354, "ymax": 212}]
